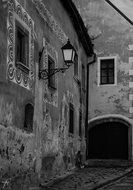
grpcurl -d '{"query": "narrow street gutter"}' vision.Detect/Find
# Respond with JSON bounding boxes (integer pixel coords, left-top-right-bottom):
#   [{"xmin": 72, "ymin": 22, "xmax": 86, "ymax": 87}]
[
  {"xmin": 39, "ymin": 168, "xmax": 76, "ymax": 188},
  {"xmin": 88, "ymin": 166, "xmax": 133, "ymax": 190},
  {"xmin": 30, "ymin": 166, "xmax": 133, "ymax": 189}
]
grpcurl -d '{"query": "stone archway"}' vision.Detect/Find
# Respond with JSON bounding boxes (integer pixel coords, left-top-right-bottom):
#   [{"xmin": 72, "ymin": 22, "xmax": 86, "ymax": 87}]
[{"xmin": 87, "ymin": 115, "xmax": 132, "ymax": 160}]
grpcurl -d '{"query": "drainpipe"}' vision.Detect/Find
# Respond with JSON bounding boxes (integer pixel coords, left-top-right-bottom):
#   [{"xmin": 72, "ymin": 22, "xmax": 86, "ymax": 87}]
[{"xmin": 85, "ymin": 53, "xmax": 96, "ymax": 159}]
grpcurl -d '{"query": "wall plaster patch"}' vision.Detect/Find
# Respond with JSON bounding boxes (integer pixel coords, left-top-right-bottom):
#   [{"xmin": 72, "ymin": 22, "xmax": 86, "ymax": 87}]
[
  {"xmin": 32, "ymin": 0, "xmax": 68, "ymax": 44},
  {"xmin": 7, "ymin": 0, "xmax": 34, "ymax": 90}
]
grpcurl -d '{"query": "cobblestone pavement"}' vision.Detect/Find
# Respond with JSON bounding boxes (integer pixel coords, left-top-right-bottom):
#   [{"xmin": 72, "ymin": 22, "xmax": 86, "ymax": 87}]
[
  {"xmin": 40, "ymin": 167, "xmax": 130, "ymax": 190},
  {"xmin": 100, "ymin": 172, "xmax": 133, "ymax": 190}
]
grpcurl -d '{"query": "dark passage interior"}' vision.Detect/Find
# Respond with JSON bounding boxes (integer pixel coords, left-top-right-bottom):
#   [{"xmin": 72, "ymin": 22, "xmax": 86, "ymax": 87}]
[{"xmin": 88, "ymin": 122, "xmax": 128, "ymax": 159}]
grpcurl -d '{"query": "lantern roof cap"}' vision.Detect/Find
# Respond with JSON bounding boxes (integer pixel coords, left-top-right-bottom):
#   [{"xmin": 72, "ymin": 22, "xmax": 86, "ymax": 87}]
[{"xmin": 61, "ymin": 39, "xmax": 75, "ymax": 50}]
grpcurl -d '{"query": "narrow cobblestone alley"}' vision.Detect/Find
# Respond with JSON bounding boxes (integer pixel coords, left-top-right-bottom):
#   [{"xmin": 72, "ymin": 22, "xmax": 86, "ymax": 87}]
[
  {"xmin": 100, "ymin": 172, "xmax": 133, "ymax": 190},
  {"xmin": 40, "ymin": 166, "xmax": 133, "ymax": 190}
]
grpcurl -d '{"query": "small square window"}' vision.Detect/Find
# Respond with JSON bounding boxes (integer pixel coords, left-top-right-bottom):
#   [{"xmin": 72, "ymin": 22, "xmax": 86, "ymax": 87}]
[
  {"xmin": 15, "ymin": 21, "xmax": 29, "ymax": 74},
  {"xmin": 48, "ymin": 56, "xmax": 56, "ymax": 89},
  {"xmin": 100, "ymin": 59, "xmax": 115, "ymax": 85}
]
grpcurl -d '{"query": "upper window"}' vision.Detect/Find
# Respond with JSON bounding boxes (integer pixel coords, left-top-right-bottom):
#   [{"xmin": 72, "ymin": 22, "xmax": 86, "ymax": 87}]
[
  {"xmin": 7, "ymin": 0, "xmax": 34, "ymax": 90},
  {"xmin": 48, "ymin": 56, "xmax": 56, "ymax": 90},
  {"xmin": 98, "ymin": 57, "xmax": 117, "ymax": 86},
  {"xmin": 69, "ymin": 103, "xmax": 74, "ymax": 134},
  {"xmin": 15, "ymin": 21, "xmax": 29, "ymax": 74}
]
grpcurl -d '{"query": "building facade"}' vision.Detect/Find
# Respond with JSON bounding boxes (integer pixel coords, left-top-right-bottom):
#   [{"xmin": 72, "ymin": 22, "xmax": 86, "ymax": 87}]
[
  {"xmin": 0, "ymin": 0, "xmax": 93, "ymax": 183},
  {"xmin": 74, "ymin": 0, "xmax": 133, "ymax": 160}
]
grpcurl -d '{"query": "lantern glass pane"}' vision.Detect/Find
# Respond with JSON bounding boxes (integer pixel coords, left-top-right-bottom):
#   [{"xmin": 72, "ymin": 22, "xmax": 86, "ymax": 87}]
[
  {"xmin": 72, "ymin": 50, "xmax": 75, "ymax": 62},
  {"xmin": 63, "ymin": 49, "xmax": 72, "ymax": 61}
]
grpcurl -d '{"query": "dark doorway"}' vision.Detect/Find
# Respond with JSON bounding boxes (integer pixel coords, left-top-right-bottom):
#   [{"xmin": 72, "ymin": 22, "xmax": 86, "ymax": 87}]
[{"xmin": 88, "ymin": 122, "xmax": 128, "ymax": 159}]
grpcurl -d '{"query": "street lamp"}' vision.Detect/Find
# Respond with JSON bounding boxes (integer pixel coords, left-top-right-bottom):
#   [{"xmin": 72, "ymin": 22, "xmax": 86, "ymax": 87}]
[
  {"xmin": 61, "ymin": 39, "xmax": 76, "ymax": 67},
  {"xmin": 39, "ymin": 39, "xmax": 76, "ymax": 80}
]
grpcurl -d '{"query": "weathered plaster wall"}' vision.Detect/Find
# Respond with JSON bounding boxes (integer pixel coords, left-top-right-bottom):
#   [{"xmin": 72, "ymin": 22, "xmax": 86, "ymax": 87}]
[
  {"xmin": 0, "ymin": 0, "xmax": 88, "ymax": 183},
  {"xmin": 0, "ymin": 125, "xmax": 35, "ymax": 173},
  {"xmin": 89, "ymin": 0, "xmax": 133, "ymax": 120},
  {"xmin": 0, "ymin": 0, "xmax": 36, "ymax": 182},
  {"xmin": 26, "ymin": 0, "xmax": 87, "ymax": 180}
]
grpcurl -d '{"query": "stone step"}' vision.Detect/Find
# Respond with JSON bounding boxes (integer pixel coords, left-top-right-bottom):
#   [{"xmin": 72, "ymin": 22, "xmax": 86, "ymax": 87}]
[
  {"xmin": 29, "ymin": 187, "xmax": 40, "ymax": 190},
  {"xmin": 85, "ymin": 159, "xmax": 133, "ymax": 168}
]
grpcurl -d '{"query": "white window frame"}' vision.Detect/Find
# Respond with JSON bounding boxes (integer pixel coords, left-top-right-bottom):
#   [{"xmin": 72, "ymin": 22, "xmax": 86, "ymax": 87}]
[{"xmin": 97, "ymin": 56, "xmax": 117, "ymax": 86}]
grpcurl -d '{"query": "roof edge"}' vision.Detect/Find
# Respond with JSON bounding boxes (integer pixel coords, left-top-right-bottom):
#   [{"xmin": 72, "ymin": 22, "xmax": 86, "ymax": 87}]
[{"xmin": 60, "ymin": 0, "xmax": 94, "ymax": 56}]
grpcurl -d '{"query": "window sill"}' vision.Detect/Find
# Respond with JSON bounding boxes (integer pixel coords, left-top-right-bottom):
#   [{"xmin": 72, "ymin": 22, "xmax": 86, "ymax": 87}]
[
  {"xmin": 16, "ymin": 62, "xmax": 30, "ymax": 75},
  {"xmin": 98, "ymin": 83, "xmax": 116, "ymax": 87}
]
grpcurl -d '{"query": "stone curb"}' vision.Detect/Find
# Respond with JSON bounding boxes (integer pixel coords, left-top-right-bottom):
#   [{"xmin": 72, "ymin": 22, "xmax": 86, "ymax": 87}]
[
  {"xmin": 39, "ymin": 169, "xmax": 76, "ymax": 189},
  {"xmin": 88, "ymin": 167, "xmax": 133, "ymax": 190},
  {"xmin": 37, "ymin": 166, "xmax": 133, "ymax": 190}
]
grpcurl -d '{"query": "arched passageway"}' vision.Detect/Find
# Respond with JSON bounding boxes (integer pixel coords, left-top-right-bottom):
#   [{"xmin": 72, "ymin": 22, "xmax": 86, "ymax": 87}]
[{"xmin": 88, "ymin": 121, "xmax": 129, "ymax": 159}]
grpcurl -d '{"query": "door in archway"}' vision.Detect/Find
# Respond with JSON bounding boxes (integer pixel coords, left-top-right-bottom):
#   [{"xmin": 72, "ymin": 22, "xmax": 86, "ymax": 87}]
[{"xmin": 88, "ymin": 122, "xmax": 128, "ymax": 159}]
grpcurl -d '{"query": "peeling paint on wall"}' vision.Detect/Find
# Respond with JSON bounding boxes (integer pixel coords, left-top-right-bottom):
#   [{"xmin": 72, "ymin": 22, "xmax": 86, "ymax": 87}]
[{"xmin": 0, "ymin": 124, "xmax": 35, "ymax": 177}]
